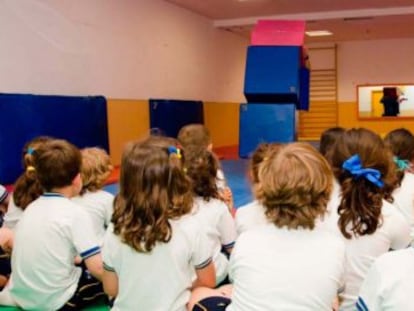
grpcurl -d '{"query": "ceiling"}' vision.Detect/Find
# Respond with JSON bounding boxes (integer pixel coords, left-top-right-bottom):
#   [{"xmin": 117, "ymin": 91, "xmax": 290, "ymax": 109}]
[{"xmin": 165, "ymin": 0, "xmax": 414, "ymax": 43}]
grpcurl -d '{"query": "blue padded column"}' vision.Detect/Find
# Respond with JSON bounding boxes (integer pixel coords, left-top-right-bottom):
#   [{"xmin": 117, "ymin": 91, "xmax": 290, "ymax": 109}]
[{"xmin": 239, "ymin": 103, "xmax": 296, "ymax": 158}]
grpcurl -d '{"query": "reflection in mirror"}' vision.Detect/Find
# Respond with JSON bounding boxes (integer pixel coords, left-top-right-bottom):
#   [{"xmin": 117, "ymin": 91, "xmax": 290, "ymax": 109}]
[{"xmin": 358, "ymin": 84, "xmax": 414, "ymax": 118}]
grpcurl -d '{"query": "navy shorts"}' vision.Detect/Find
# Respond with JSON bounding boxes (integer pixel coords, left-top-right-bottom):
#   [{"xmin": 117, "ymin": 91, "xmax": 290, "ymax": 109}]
[{"xmin": 192, "ymin": 296, "xmax": 231, "ymax": 311}]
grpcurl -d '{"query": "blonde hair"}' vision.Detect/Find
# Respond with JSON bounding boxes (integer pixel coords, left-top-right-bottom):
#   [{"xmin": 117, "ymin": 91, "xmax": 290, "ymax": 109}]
[
  {"xmin": 256, "ymin": 142, "xmax": 333, "ymax": 230},
  {"xmin": 80, "ymin": 147, "xmax": 113, "ymax": 194}
]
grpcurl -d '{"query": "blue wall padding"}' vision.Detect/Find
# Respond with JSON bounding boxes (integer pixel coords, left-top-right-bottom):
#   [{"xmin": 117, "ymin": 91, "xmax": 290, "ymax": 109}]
[
  {"xmin": 244, "ymin": 46, "xmax": 302, "ymax": 103},
  {"xmin": 299, "ymin": 67, "xmax": 310, "ymax": 111},
  {"xmin": 239, "ymin": 103, "xmax": 296, "ymax": 158},
  {"xmin": 149, "ymin": 99, "xmax": 204, "ymax": 138},
  {"xmin": 0, "ymin": 94, "xmax": 109, "ymax": 184}
]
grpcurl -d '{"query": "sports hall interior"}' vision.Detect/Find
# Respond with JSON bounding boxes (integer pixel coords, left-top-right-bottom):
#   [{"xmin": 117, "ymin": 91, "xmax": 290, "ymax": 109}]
[{"xmin": 1, "ymin": 1, "xmax": 414, "ymax": 309}]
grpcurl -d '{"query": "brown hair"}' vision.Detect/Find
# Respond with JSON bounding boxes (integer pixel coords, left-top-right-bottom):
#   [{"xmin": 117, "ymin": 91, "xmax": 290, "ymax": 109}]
[
  {"xmin": 327, "ymin": 128, "xmax": 398, "ymax": 239},
  {"xmin": 80, "ymin": 147, "xmax": 113, "ymax": 194},
  {"xmin": 319, "ymin": 127, "xmax": 346, "ymax": 158},
  {"xmin": 177, "ymin": 124, "xmax": 211, "ymax": 149},
  {"xmin": 32, "ymin": 139, "xmax": 82, "ymax": 192},
  {"xmin": 112, "ymin": 139, "xmax": 193, "ymax": 252},
  {"xmin": 185, "ymin": 147, "xmax": 220, "ymax": 201},
  {"xmin": 250, "ymin": 143, "xmax": 283, "ymax": 185},
  {"xmin": 13, "ymin": 136, "xmax": 54, "ymax": 210},
  {"xmin": 255, "ymin": 142, "xmax": 333, "ymax": 230},
  {"xmin": 384, "ymin": 128, "xmax": 414, "ymax": 184}
]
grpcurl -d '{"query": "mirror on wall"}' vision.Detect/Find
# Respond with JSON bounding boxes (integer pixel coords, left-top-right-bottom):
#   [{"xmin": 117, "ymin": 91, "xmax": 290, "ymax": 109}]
[{"xmin": 358, "ymin": 84, "xmax": 414, "ymax": 118}]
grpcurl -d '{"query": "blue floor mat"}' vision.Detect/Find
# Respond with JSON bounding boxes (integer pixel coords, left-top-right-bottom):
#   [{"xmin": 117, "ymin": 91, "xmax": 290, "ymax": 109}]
[{"xmin": 104, "ymin": 159, "xmax": 253, "ymax": 209}]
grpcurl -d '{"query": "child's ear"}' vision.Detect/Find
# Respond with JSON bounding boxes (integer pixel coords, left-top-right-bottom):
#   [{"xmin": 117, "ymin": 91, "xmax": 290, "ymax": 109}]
[
  {"xmin": 71, "ymin": 173, "xmax": 83, "ymax": 197},
  {"xmin": 207, "ymin": 143, "xmax": 213, "ymax": 151}
]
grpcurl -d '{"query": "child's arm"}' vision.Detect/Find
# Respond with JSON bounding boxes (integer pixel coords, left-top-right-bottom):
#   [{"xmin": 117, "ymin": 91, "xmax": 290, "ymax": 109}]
[
  {"xmin": 102, "ymin": 268, "xmax": 118, "ymax": 297},
  {"xmin": 84, "ymin": 253, "xmax": 104, "ymax": 281},
  {"xmin": 219, "ymin": 187, "xmax": 234, "ymax": 212},
  {"xmin": 192, "ymin": 261, "xmax": 216, "ymax": 289}
]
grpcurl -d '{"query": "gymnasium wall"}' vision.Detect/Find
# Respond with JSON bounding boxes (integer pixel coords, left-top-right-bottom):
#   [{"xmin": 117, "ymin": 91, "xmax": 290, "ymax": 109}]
[{"xmin": 336, "ymin": 38, "xmax": 414, "ymax": 132}]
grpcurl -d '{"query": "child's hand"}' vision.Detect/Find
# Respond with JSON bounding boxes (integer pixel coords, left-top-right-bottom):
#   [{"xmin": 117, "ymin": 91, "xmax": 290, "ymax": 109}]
[
  {"xmin": 0, "ymin": 228, "xmax": 13, "ymax": 253},
  {"xmin": 219, "ymin": 187, "xmax": 233, "ymax": 212}
]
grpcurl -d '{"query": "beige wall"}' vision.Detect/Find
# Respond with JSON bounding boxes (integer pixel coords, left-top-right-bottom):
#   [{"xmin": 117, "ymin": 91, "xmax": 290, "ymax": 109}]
[{"xmin": 0, "ymin": 0, "xmax": 248, "ymax": 102}]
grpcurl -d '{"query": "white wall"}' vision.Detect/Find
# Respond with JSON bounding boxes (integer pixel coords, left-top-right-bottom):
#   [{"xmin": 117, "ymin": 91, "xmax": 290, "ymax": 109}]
[
  {"xmin": 0, "ymin": 0, "xmax": 248, "ymax": 102},
  {"xmin": 337, "ymin": 38, "xmax": 414, "ymax": 102}
]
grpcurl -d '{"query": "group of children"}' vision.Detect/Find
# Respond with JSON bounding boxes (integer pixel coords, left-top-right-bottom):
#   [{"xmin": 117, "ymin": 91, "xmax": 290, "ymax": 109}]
[{"xmin": 0, "ymin": 124, "xmax": 412, "ymax": 310}]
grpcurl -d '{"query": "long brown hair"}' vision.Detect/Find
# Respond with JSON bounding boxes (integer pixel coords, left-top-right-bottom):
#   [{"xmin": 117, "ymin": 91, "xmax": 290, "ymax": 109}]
[
  {"xmin": 327, "ymin": 128, "xmax": 398, "ymax": 239},
  {"xmin": 185, "ymin": 146, "xmax": 220, "ymax": 201},
  {"xmin": 256, "ymin": 143, "xmax": 333, "ymax": 230},
  {"xmin": 112, "ymin": 138, "xmax": 193, "ymax": 252},
  {"xmin": 13, "ymin": 136, "xmax": 53, "ymax": 209}
]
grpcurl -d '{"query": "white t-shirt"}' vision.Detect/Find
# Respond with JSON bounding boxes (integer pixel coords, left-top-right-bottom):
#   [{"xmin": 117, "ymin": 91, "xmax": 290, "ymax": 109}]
[
  {"xmin": 102, "ymin": 215, "xmax": 212, "ymax": 311},
  {"xmin": 71, "ymin": 190, "xmax": 114, "ymax": 243},
  {"xmin": 235, "ymin": 200, "xmax": 268, "ymax": 235},
  {"xmin": 358, "ymin": 247, "xmax": 414, "ymax": 311},
  {"xmin": 391, "ymin": 172, "xmax": 414, "ymax": 243},
  {"xmin": 329, "ymin": 200, "xmax": 411, "ymax": 311},
  {"xmin": 191, "ymin": 197, "xmax": 236, "ymax": 284},
  {"xmin": 227, "ymin": 223, "xmax": 346, "ymax": 311},
  {"xmin": 8, "ymin": 193, "xmax": 100, "ymax": 310},
  {"xmin": 3, "ymin": 196, "xmax": 24, "ymax": 231}
]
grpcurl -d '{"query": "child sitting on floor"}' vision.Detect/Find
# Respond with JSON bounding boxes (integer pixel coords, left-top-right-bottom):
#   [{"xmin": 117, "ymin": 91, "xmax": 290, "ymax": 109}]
[
  {"xmin": 185, "ymin": 147, "xmax": 237, "ymax": 285},
  {"xmin": 0, "ymin": 139, "xmax": 104, "ymax": 310},
  {"xmin": 72, "ymin": 147, "xmax": 114, "ymax": 244},
  {"xmin": 188, "ymin": 143, "xmax": 346, "ymax": 311},
  {"xmin": 102, "ymin": 137, "xmax": 215, "ymax": 310}
]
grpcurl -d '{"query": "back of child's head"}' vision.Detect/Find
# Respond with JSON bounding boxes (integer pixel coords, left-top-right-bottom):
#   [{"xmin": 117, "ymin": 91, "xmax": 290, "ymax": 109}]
[
  {"xmin": 31, "ymin": 139, "xmax": 82, "ymax": 192},
  {"xmin": 185, "ymin": 146, "xmax": 219, "ymax": 201},
  {"xmin": 80, "ymin": 147, "xmax": 113, "ymax": 194},
  {"xmin": 319, "ymin": 127, "xmax": 346, "ymax": 158},
  {"xmin": 383, "ymin": 128, "xmax": 414, "ymax": 185},
  {"xmin": 13, "ymin": 136, "xmax": 54, "ymax": 210},
  {"xmin": 384, "ymin": 128, "xmax": 414, "ymax": 162},
  {"xmin": 177, "ymin": 124, "xmax": 211, "ymax": 150},
  {"xmin": 327, "ymin": 128, "xmax": 397, "ymax": 239},
  {"xmin": 255, "ymin": 142, "xmax": 333, "ymax": 230},
  {"xmin": 250, "ymin": 143, "xmax": 283, "ymax": 185},
  {"xmin": 112, "ymin": 138, "xmax": 193, "ymax": 252}
]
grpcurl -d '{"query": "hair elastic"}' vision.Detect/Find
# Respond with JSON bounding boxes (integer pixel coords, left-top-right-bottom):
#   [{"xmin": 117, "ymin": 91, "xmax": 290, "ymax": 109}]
[
  {"xmin": 27, "ymin": 147, "xmax": 35, "ymax": 155},
  {"xmin": 342, "ymin": 154, "xmax": 384, "ymax": 188},
  {"xmin": 167, "ymin": 146, "xmax": 182, "ymax": 159},
  {"xmin": 393, "ymin": 156, "xmax": 410, "ymax": 171},
  {"xmin": 26, "ymin": 166, "xmax": 36, "ymax": 172}
]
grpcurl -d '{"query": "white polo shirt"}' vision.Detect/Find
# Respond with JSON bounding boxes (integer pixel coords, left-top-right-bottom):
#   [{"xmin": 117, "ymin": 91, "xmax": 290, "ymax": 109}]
[
  {"xmin": 332, "ymin": 200, "xmax": 411, "ymax": 311},
  {"xmin": 235, "ymin": 200, "xmax": 268, "ymax": 235},
  {"xmin": 8, "ymin": 193, "xmax": 100, "ymax": 310},
  {"xmin": 102, "ymin": 215, "xmax": 212, "ymax": 311},
  {"xmin": 72, "ymin": 190, "xmax": 114, "ymax": 243},
  {"xmin": 391, "ymin": 172, "xmax": 414, "ymax": 243},
  {"xmin": 227, "ymin": 223, "xmax": 346, "ymax": 311},
  {"xmin": 191, "ymin": 197, "xmax": 236, "ymax": 284},
  {"xmin": 357, "ymin": 247, "xmax": 414, "ymax": 311},
  {"xmin": 3, "ymin": 196, "xmax": 24, "ymax": 231}
]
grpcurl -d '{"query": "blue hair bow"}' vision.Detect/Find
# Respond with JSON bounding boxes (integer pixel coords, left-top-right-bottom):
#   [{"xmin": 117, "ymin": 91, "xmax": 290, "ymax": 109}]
[
  {"xmin": 342, "ymin": 154, "xmax": 384, "ymax": 188},
  {"xmin": 393, "ymin": 156, "xmax": 410, "ymax": 171},
  {"xmin": 27, "ymin": 147, "xmax": 34, "ymax": 155}
]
